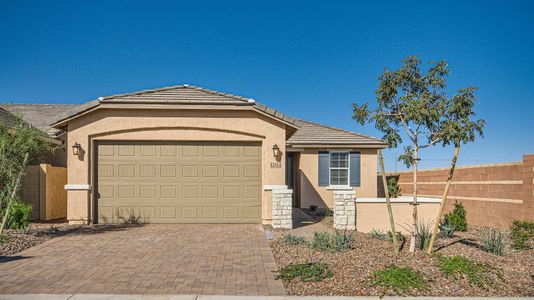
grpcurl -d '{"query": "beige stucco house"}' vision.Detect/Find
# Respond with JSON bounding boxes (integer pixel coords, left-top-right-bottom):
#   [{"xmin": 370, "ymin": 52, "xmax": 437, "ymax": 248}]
[{"xmin": 3, "ymin": 84, "xmax": 387, "ymax": 227}]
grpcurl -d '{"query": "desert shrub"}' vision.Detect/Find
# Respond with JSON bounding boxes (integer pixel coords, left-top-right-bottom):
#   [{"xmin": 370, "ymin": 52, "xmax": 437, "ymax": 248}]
[
  {"xmin": 316, "ymin": 208, "xmax": 333, "ymax": 225},
  {"xmin": 0, "ymin": 233, "xmax": 9, "ymax": 243},
  {"xmin": 444, "ymin": 201, "xmax": 467, "ymax": 232},
  {"xmin": 437, "ymin": 255, "xmax": 503, "ymax": 287},
  {"xmin": 276, "ymin": 262, "xmax": 333, "ymax": 282},
  {"xmin": 479, "ymin": 227, "xmax": 505, "ymax": 255},
  {"xmin": 439, "ymin": 220, "xmax": 456, "ymax": 238},
  {"xmin": 415, "ymin": 220, "xmax": 433, "ymax": 250},
  {"xmin": 373, "ymin": 265, "xmax": 425, "ymax": 294},
  {"xmin": 280, "ymin": 233, "xmax": 307, "ymax": 245},
  {"xmin": 387, "ymin": 177, "xmax": 401, "ymax": 197},
  {"xmin": 311, "ymin": 231, "xmax": 354, "ymax": 252},
  {"xmin": 369, "ymin": 229, "xmax": 389, "ymax": 240},
  {"xmin": 1, "ymin": 201, "xmax": 32, "ymax": 230},
  {"xmin": 387, "ymin": 230, "xmax": 406, "ymax": 245},
  {"xmin": 510, "ymin": 220, "xmax": 534, "ymax": 250}
]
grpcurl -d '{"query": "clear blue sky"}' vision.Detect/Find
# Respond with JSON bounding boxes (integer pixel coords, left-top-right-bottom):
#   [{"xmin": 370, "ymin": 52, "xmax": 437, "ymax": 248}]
[{"xmin": 1, "ymin": 0, "xmax": 533, "ymax": 171}]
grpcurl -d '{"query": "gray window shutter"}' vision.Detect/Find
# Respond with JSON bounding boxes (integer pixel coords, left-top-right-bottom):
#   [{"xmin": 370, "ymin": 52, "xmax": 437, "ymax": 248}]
[
  {"xmin": 318, "ymin": 151, "xmax": 329, "ymax": 186},
  {"xmin": 350, "ymin": 152, "xmax": 361, "ymax": 187}
]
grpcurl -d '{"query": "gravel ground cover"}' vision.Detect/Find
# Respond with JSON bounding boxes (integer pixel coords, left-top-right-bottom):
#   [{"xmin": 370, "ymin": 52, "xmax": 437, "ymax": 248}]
[
  {"xmin": 270, "ymin": 229, "xmax": 534, "ymax": 297},
  {"xmin": 0, "ymin": 222, "xmax": 136, "ymax": 256}
]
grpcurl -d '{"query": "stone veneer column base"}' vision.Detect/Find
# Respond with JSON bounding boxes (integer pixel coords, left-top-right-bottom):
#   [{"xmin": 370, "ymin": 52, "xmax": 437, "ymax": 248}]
[
  {"xmin": 272, "ymin": 189, "xmax": 293, "ymax": 229},
  {"xmin": 333, "ymin": 191, "xmax": 356, "ymax": 230}
]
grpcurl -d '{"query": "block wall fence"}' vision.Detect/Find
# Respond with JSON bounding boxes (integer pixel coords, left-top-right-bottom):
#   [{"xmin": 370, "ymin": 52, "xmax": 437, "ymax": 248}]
[{"xmin": 378, "ymin": 154, "xmax": 534, "ymax": 227}]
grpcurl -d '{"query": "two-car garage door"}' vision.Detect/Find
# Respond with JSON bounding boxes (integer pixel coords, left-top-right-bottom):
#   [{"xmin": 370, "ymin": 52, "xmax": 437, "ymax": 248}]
[{"xmin": 95, "ymin": 141, "xmax": 262, "ymax": 223}]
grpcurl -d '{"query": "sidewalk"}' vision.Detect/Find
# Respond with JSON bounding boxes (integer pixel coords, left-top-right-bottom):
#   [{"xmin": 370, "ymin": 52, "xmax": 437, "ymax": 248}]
[{"xmin": 0, "ymin": 295, "xmax": 531, "ymax": 300}]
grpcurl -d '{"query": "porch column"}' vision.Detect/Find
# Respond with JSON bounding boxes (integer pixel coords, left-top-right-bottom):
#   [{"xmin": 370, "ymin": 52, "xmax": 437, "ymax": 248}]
[
  {"xmin": 272, "ymin": 188, "xmax": 293, "ymax": 229},
  {"xmin": 333, "ymin": 191, "xmax": 356, "ymax": 230}
]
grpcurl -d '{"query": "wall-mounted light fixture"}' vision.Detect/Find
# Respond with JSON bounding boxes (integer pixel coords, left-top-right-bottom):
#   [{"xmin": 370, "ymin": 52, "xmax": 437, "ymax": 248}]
[
  {"xmin": 272, "ymin": 144, "xmax": 280, "ymax": 158},
  {"xmin": 72, "ymin": 142, "xmax": 81, "ymax": 156}
]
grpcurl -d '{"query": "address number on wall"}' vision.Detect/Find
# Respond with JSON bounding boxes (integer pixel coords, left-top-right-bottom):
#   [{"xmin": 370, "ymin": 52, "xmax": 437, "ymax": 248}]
[{"xmin": 270, "ymin": 162, "xmax": 282, "ymax": 168}]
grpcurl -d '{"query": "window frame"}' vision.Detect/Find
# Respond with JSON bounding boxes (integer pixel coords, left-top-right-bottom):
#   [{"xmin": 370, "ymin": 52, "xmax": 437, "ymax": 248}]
[{"xmin": 328, "ymin": 151, "xmax": 350, "ymax": 187}]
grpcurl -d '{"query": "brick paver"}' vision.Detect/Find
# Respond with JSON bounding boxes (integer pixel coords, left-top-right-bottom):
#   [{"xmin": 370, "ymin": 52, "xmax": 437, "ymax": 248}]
[{"xmin": 0, "ymin": 224, "xmax": 286, "ymax": 295}]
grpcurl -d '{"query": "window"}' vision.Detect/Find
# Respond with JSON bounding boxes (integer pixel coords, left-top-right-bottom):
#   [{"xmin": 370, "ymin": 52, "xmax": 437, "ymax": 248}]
[{"xmin": 329, "ymin": 152, "xmax": 349, "ymax": 186}]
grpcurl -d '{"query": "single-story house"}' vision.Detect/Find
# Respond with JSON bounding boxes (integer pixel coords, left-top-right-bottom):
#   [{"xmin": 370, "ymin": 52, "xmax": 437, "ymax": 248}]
[{"xmin": 2, "ymin": 84, "xmax": 388, "ymax": 228}]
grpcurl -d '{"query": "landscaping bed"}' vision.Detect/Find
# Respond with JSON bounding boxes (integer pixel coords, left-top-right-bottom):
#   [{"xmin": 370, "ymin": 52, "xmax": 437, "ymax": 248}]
[
  {"xmin": 270, "ymin": 229, "xmax": 534, "ymax": 297},
  {"xmin": 0, "ymin": 222, "xmax": 139, "ymax": 256},
  {"xmin": 0, "ymin": 222, "xmax": 85, "ymax": 255}
]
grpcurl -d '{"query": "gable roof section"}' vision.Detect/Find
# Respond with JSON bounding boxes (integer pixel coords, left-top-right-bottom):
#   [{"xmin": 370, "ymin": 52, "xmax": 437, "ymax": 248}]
[
  {"xmin": 50, "ymin": 84, "xmax": 300, "ymax": 129},
  {"xmin": 1, "ymin": 104, "xmax": 79, "ymax": 136},
  {"xmin": 100, "ymin": 84, "xmax": 255, "ymax": 105},
  {"xmin": 287, "ymin": 119, "xmax": 386, "ymax": 147},
  {"xmin": 9, "ymin": 84, "xmax": 384, "ymax": 147}
]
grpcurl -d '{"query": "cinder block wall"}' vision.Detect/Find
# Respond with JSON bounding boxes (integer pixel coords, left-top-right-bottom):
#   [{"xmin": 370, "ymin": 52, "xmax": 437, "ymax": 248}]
[{"xmin": 381, "ymin": 154, "xmax": 534, "ymax": 227}]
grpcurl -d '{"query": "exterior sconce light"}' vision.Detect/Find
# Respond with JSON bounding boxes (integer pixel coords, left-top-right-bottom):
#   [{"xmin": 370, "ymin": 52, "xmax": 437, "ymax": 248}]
[
  {"xmin": 272, "ymin": 144, "xmax": 280, "ymax": 158},
  {"xmin": 72, "ymin": 142, "xmax": 81, "ymax": 156}
]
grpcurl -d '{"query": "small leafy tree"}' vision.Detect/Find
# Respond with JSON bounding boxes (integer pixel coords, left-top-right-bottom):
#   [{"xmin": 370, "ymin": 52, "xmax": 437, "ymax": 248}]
[
  {"xmin": 426, "ymin": 85, "xmax": 484, "ymax": 253},
  {"xmin": 353, "ymin": 55, "xmax": 483, "ymax": 252},
  {"xmin": 0, "ymin": 116, "xmax": 53, "ymax": 233}
]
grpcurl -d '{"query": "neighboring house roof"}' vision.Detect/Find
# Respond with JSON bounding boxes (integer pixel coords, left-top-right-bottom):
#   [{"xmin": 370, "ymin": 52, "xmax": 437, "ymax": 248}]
[
  {"xmin": 0, "ymin": 107, "xmax": 19, "ymax": 127},
  {"xmin": 0, "ymin": 104, "xmax": 79, "ymax": 136},
  {"xmin": 2, "ymin": 84, "xmax": 385, "ymax": 147}
]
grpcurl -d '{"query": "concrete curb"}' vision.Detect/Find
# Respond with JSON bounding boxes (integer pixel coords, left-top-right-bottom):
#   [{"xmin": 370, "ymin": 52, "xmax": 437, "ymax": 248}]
[{"xmin": 0, "ymin": 295, "xmax": 532, "ymax": 300}]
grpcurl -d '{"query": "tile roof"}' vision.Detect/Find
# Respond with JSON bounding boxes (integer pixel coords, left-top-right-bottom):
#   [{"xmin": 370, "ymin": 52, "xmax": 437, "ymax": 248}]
[
  {"xmin": 100, "ymin": 84, "xmax": 255, "ymax": 105},
  {"xmin": 287, "ymin": 119, "xmax": 386, "ymax": 146},
  {"xmin": 2, "ymin": 84, "xmax": 385, "ymax": 147},
  {"xmin": 0, "ymin": 104, "xmax": 79, "ymax": 136}
]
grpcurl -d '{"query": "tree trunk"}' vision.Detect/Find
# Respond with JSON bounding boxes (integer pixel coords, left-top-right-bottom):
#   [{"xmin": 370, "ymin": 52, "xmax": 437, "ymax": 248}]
[
  {"xmin": 426, "ymin": 144, "xmax": 460, "ymax": 254},
  {"xmin": 0, "ymin": 152, "xmax": 29, "ymax": 234},
  {"xmin": 378, "ymin": 149, "xmax": 399, "ymax": 253},
  {"xmin": 409, "ymin": 145, "xmax": 418, "ymax": 252}
]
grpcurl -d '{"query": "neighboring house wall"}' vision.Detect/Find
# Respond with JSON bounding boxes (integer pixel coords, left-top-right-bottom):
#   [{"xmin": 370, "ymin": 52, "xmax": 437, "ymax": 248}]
[
  {"xmin": 389, "ymin": 154, "xmax": 534, "ymax": 227},
  {"xmin": 21, "ymin": 164, "xmax": 67, "ymax": 220},
  {"xmin": 65, "ymin": 108, "xmax": 287, "ymax": 224},
  {"xmin": 298, "ymin": 148, "xmax": 378, "ymax": 209}
]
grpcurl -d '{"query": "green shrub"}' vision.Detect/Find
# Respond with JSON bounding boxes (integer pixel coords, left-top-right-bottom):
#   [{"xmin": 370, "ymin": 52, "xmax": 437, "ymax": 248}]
[
  {"xmin": 0, "ymin": 233, "xmax": 9, "ymax": 243},
  {"xmin": 444, "ymin": 201, "xmax": 467, "ymax": 232},
  {"xmin": 437, "ymin": 255, "xmax": 503, "ymax": 287},
  {"xmin": 1, "ymin": 201, "xmax": 32, "ymax": 230},
  {"xmin": 373, "ymin": 265, "xmax": 425, "ymax": 294},
  {"xmin": 510, "ymin": 220, "xmax": 534, "ymax": 250},
  {"xmin": 280, "ymin": 233, "xmax": 307, "ymax": 245},
  {"xmin": 387, "ymin": 230, "xmax": 406, "ymax": 245},
  {"xmin": 369, "ymin": 229, "xmax": 389, "ymax": 240},
  {"xmin": 415, "ymin": 220, "xmax": 433, "ymax": 250},
  {"xmin": 276, "ymin": 262, "xmax": 333, "ymax": 282},
  {"xmin": 479, "ymin": 227, "xmax": 505, "ymax": 255},
  {"xmin": 387, "ymin": 177, "xmax": 401, "ymax": 198},
  {"xmin": 311, "ymin": 231, "xmax": 354, "ymax": 252},
  {"xmin": 439, "ymin": 221, "xmax": 456, "ymax": 238}
]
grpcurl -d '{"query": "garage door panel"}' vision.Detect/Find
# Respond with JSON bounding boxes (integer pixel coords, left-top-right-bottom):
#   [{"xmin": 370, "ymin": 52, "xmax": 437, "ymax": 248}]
[{"xmin": 97, "ymin": 142, "xmax": 261, "ymax": 223}]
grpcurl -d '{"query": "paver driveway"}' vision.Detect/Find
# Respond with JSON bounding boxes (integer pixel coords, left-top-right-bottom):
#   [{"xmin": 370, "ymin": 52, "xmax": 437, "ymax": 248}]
[{"xmin": 0, "ymin": 224, "xmax": 285, "ymax": 295}]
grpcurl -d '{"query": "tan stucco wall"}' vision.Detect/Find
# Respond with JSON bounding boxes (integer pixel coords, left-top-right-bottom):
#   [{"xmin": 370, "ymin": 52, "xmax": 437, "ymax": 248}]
[
  {"xmin": 65, "ymin": 107, "xmax": 287, "ymax": 224},
  {"xmin": 356, "ymin": 202, "xmax": 440, "ymax": 234},
  {"xmin": 298, "ymin": 149, "xmax": 378, "ymax": 209}
]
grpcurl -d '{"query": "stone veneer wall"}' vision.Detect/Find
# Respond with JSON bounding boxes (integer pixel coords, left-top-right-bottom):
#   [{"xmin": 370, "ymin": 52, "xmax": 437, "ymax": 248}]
[
  {"xmin": 272, "ymin": 189, "xmax": 293, "ymax": 229},
  {"xmin": 333, "ymin": 191, "xmax": 356, "ymax": 230}
]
